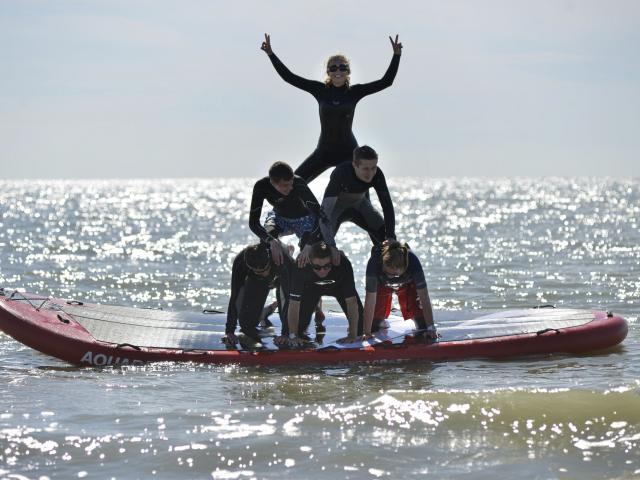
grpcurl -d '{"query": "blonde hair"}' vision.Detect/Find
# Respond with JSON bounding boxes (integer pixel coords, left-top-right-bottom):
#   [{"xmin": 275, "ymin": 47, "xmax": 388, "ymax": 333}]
[
  {"xmin": 324, "ymin": 54, "xmax": 351, "ymax": 87},
  {"xmin": 381, "ymin": 241, "xmax": 409, "ymax": 271}
]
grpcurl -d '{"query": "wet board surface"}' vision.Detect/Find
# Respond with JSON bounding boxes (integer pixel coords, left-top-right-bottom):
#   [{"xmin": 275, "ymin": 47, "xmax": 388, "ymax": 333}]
[
  {"xmin": 0, "ymin": 291, "xmax": 628, "ymax": 366},
  {"xmin": 58, "ymin": 302, "xmax": 596, "ymax": 352}
]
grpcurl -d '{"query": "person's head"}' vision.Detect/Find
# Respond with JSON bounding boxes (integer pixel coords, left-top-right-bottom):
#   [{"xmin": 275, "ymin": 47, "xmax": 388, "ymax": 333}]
[
  {"xmin": 244, "ymin": 244, "xmax": 272, "ymax": 277},
  {"xmin": 381, "ymin": 241, "xmax": 409, "ymax": 277},
  {"xmin": 268, "ymin": 161, "xmax": 294, "ymax": 196},
  {"xmin": 325, "ymin": 54, "xmax": 350, "ymax": 88},
  {"xmin": 309, "ymin": 241, "xmax": 333, "ymax": 278},
  {"xmin": 352, "ymin": 145, "xmax": 379, "ymax": 183}
]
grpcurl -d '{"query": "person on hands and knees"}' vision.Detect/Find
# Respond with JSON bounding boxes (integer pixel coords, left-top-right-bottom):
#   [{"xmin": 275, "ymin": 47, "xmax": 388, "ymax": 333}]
[
  {"xmin": 249, "ymin": 161, "xmax": 327, "ymax": 268},
  {"xmin": 362, "ymin": 241, "xmax": 437, "ymax": 341},
  {"xmin": 320, "ymin": 145, "xmax": 395, "ymax": 264},
  {"xmin": 275, "ymin": 241, "xmax": 363, "ymax": 348},
  {"xmin": 223, "ymin": 243, "xmax": 292, "ymax": 348}
]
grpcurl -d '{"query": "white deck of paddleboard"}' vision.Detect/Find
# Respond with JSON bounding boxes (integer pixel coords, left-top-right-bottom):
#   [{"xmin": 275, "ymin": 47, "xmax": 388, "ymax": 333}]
[{"xmin": 52, "ymin": 301, "xmax": 595, "ymax": 352}]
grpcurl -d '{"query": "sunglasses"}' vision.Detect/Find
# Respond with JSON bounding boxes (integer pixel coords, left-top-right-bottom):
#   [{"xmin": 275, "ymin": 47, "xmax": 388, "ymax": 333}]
[
  {"xmin": 327, "ymin": 64, "xmax": 350, "ymax": 73},
  {"xmin": 311, "ymin": 262, "xmax": 332, "ymax": 271}
]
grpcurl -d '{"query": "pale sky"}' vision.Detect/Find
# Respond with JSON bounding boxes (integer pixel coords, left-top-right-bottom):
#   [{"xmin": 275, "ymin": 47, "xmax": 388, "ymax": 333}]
[{"xmin": 1, "ymin": 0, "xmax": 639, "ymax": 179}]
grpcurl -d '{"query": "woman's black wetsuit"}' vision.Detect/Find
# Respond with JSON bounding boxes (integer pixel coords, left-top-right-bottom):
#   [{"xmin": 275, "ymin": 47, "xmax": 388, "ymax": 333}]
[{"xmin": 267, "ymin": 53, "xmax": 401, "ymax": 182}]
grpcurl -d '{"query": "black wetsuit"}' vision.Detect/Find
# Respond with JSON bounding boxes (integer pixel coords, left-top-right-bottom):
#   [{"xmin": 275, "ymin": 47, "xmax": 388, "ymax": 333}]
[
  {"xmin": 249, "ymin": 175, "xmax": 324, "ymax": 247},
  {"xmin": 226, "ymin": 245, "xmax": 292, "ymax": 341},
  {"xmin": 267, "ymin": 53, "xmax": 401, "ymax": 182},
  {"xmin": 284, "ymin": 253, "xmax": 363, "ymax": 336},
  {"xmin": 319, "ymin": 162, "xmax": 395, "ymax": 246}
]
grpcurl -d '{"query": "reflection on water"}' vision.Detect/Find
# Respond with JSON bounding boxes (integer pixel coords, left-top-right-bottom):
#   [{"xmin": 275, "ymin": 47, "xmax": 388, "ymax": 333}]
[
  {"xmin": 1, "ymin": 177, "xmax": 640, "ymax": 478},
  {"xmin": 2, "ymin": 372, "xmax": 640, "ymax": 479}
]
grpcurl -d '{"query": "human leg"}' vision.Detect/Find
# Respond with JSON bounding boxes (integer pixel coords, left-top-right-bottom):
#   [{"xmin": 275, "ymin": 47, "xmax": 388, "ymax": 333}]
[
  {"xmin": 372, "ymin": 285, "xmax": 394, "ymax": 332},
  {"xmin": 238, "ymin": 277, "xmax": 271, "ymax": 341},
  {"xmin": 397, "ymin": 283, "xmax": 427, "ymax": 329},
  {"xmin": 351, "ymin": 200, "xmax": 386, "ymax": 244},
  {"xmin": 294, "ymin": 149, "xmax": 329, "ymax": 183}
]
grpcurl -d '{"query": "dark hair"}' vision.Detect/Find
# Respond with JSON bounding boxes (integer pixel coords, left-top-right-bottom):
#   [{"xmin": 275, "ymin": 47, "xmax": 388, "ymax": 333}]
[
  {"xmin": 268, "ymin": 162, "xmax": 294, "ymax": 183},
  {"xmin": 244, "ymin": 244, "xmax": 271, "ymax": 270},
  {"xmin": 381, "ymin": 240, "xmax": 409, "ymax": 271},
  {"xmin": 353, "ymin": 145, "xmax": 378, "ymax": 165},
  {"xmin": 310, "ymin": 241, "xmax": 331, "ymax": 261}
]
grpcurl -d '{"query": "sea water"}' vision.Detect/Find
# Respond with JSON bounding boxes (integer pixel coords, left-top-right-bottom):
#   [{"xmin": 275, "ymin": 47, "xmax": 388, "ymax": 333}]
[{"xmin": 0, "ymin": 177, "xmax": 639, "ymax": 479}]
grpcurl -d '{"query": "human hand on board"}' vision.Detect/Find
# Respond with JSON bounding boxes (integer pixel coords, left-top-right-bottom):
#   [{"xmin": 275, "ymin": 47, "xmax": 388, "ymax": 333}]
[
  {"xmin": 222, "ymin": 333, "xmax": 238, "ymax": 345},
  {"xmin": 336, "ymin": 335, "xmax": 358, "ymax": 345},
  {"xmin": 417, "ymin": 324, "xmax": 438, "ymax": 341}
]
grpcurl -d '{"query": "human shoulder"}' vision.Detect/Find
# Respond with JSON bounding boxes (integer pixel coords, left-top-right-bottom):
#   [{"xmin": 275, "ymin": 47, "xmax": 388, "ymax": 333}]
[
  {"xmin": 407, "ymin": 250, "xmax": 424, "ymax": 273},
  {"xmin": 335, "ymin": 162, "xmax": 353, "ymax": 175},
  {"xmin": 232, "ymin": 248, "xmax": 246, "ymax": 265},
  {"xmin": 337, "ymin": 253, "xmax": 355, "ymax": 273},
  {"xmin": 253, "ymin": 176, "xmax": 272, "ymax": 191},
  {"xmin": 231, "ymin": 248, "xmax": 249, "ymax": 276},
  {"xmin": 373, "ymin": 166, "xmax": 387, "ymax": 182},
  {"xmin": 365, "ymin": 252, "xmax": 382, "ymax": 275},
  {"xmin": 293, "ymin": 174, "xmax": 308, "ymax": 184},
  {"xmin": 292, "ymin": 175, "xmax": 311, "ymax": 189},
  {"xmin": 329, "ymin": 162, "xmax": 353, "ymax": 182}
]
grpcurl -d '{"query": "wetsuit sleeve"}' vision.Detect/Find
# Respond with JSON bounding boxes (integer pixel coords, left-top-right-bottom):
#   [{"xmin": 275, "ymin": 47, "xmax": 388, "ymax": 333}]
[
  {"xmin": 340, "ymin": 257, "xmax": 358, "ymax": 299},
  {"xmin": 268, "ymin": 54, "xmax": 324, "ymax": 96},
  {"xmin": 408, "ymin": 253, "xmax": 427, "ymax": 290},
  {"xmin": 276, "ymin": 256, "xmax": 292, "ymax": 325},
  {"xmin": 372, "ymin": 170, "xmax": 396, "ymax": 240},
  {"xmin": 288, "ymin": 267, "xmax": 305, "ymax": 302},
  {"xmin": 277, "ymin": 256, "xmax": 292, "ymax": 299},
  {"xmin": 226, "ymin": 253, "xmax": 246, "ymax": 334},
  {"xmin": 249, "ymin": 180, "xmax": 276, "ymax": 243},
  {"xmin": 351, "ymin": 54, "xmax": 400, "ymax": 99},
  {"xmin": 365, "ymin": 256, "xmax": 379, "ymax": 293}
]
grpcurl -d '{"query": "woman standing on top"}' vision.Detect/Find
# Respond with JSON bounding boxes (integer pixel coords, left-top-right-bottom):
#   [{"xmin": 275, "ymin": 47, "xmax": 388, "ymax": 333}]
[{"xmin": 260, "ymin": 33, "xmax": 403, "ymax": 183}]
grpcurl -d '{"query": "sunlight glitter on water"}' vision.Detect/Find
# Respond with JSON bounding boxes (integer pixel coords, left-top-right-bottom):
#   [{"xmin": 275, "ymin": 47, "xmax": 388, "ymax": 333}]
[{"xmin": 1, "ymin": 177, "xmax": 640, "ymax": 478}]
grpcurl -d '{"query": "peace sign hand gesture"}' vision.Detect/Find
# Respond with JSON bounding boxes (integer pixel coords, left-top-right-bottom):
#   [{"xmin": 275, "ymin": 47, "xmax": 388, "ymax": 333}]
[
  {"xmin": 261, "ymin": 33, "xmax": 273, "ymax": 56},
  {"xmin": 389, "ymin": 34, "xmax": 403, "ymax": 55}
]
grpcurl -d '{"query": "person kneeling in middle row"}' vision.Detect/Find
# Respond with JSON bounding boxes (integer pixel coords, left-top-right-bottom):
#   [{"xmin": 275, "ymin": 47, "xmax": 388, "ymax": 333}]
[{"xmin": 276, "ymin": 242, "xmax": 363, "ymax": 347}]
